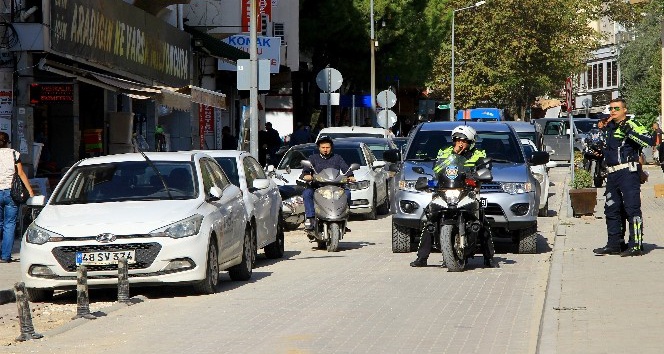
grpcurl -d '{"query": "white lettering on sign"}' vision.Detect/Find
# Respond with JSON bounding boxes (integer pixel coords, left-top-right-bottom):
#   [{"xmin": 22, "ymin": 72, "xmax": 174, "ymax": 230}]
[{"xmin": 219, "ymin": 35, "xmax": 281, "ymax": 73}]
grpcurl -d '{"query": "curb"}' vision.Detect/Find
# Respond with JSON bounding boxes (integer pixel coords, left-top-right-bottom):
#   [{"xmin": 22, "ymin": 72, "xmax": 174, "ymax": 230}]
[{"xmin": 0, "ymin": 289, "xmax": 15, "ymax": 305}]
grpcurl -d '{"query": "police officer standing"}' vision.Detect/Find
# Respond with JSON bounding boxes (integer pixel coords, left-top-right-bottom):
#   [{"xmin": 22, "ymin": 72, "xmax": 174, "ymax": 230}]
[{"xmin": 593, "ymin": 98, "xmax": 654, "ymax": 257}]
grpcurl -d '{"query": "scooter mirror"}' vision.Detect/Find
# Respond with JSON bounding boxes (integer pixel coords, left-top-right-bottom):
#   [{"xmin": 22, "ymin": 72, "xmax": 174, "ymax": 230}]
[
  {"xmin": 349, "ymin": 163, "xmax": 360, "ymax": 171},
  {"xmin": 300, "ymin": 160, "xmax": 313, "ymax": 169}
]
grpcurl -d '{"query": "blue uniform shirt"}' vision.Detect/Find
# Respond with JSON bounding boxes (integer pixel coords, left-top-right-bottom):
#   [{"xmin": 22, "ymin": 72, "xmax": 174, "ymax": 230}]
[{"xmin": 602, "ymin": 119, "xmax": 653, "ymax": 166}]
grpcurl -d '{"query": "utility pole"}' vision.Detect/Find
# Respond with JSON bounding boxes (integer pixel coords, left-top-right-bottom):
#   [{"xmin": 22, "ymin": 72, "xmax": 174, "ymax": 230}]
[
  {"xmin": 370, "ymin": 0, "xmax": 376, "ymax": 127},
  {"xmin": 249, "ymin": 0, "xmax": 259, "ymax": 158},
  {"xmin": 660, "ymin": 19, "xmax": 663, "ymax": 125}
]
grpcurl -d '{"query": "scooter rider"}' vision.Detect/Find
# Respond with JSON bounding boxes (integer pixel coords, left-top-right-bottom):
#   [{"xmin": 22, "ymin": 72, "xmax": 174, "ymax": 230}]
[
  {"xmin": 301, "ymin": 136, "xmax": 356, "ymax": 230},
  {"xmin": 410, "ymin": 125, "xmax": 488, "ymax": 267},
  {"xmin": 593, "ymin": 98, "xmax": 653, "ymax": 257}
]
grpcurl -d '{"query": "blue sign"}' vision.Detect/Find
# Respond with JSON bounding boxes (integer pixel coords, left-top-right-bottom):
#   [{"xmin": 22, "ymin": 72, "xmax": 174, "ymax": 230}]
[
  {"xmin": 339, "ymin": 94, "xmax": 371, "ymax": 108},
  {"xmin": 456, "ymin": 108, "xmax": 503, "ymax": 121}
]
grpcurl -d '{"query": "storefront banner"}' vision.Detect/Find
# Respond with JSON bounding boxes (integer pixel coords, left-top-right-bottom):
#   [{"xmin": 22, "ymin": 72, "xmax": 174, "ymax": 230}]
[
  {"xmin": 49, "ymin": 0, "xmax": 191, "ymax": 88},
  {"xmin": 199, "ymin": 105, "xmax": 215, "ymax": 149},
  {"xmin": 242, "ymin": 0, "xmax": 272, "ymax": 33}
]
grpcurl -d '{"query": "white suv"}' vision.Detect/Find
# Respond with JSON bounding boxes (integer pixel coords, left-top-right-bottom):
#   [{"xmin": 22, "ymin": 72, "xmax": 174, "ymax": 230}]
[{"xmin": 316, "ymin": 126, "xmax": 394, "ymax": 141}]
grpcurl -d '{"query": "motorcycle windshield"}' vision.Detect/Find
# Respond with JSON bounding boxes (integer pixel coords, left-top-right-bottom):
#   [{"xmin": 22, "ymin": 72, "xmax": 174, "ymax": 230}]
[
  {"xmin": 314, "ymin": 168, "xmax": 346, "ymax": 184},
  {"xmin": 434, "ymin": 154, "xmax": 470, "ymax": 189}
]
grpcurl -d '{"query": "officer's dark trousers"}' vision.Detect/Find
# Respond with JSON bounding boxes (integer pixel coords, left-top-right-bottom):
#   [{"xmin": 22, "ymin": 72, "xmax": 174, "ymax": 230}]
[
  {"xmin": 604, "ymin": 168, "xmax": 643, "ymax": 249},
  {"xmin": 416, "ymin": 229, "xmax": 433, "ymax": 260}
]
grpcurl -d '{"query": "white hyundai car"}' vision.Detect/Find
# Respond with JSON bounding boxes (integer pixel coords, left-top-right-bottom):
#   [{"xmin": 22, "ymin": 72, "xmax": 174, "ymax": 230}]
[
  {"xmin": 21, "ymin": 152, "xmax": 252, "ymax": 301},
  {"xmin": 195, "ymin": 150, "xmax": 284, "ymax": 262},
  {"xmin": 521, "ymin": 138, "xmax": 557, "ymax": 217},
  {"xmin": 275, "ymin": 141, "xmax": 390, "ymax": 219}
]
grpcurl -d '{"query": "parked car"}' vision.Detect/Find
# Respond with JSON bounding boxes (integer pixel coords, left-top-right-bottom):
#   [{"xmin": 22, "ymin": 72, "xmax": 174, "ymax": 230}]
[
  {"xmin": 521, "ymin": 138, "xmax": 557, "ymax": 217},
  {"xmin": 275, "ymin": 140, "xmax": 390, "ymax": 219},
  {"xmin": 315, "ymin": 126, "xmax": 394, "ymax": 141},
  {"xmin": 503, "ymin": 120, "xmax": 546, "ymax": 152},
  {"xmin": 21, "ymin": 152, "xmax": 253, "ymax": 301},
  {"xmin": 195, "ymin": 150, "xmax": 285, "ymax": 262},
  {"xmin": 384, "ymin": 121, "xmax": 549, "ymax": 254},
  {"xmin": 533, "ymin": 118, "xmax": 585, "ymax": 161}
]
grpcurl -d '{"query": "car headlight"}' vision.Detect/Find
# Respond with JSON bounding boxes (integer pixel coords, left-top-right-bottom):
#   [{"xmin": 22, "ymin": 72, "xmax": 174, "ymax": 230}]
[
  {"xmin": 318, "ymin": 189, "xmax": 346, "ymax": 200},
  {"xmin": 25, "ymin": 224, "xmax": 63, "ymax": 245},
  {"xmin": 443, "ymin": 189, "xmax": 462, "ymax": 204},
  {"xmin": 349, "ymin": 180, "xmax": 370, "ymax": 190},
  {"xmin": 150, "ymin": 215, "xmax": 204, "ymax": 238},
  {"xmin": 398, "ymin": 180, "xmax": 418, "ymax": 191},
  {"xmin": 501, "ymin": 182, "xmax": 533, "ymax": 194},
  {"xmin": 532, "ymin": 172, "xmax": 545, "ymax": 184}
]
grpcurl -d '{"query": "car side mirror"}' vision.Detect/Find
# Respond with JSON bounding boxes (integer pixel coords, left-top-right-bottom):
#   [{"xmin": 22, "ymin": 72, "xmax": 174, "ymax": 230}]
[
  {"xmin": 371, "ymin": 161, "xmax": 386, "ymax": 169},
  {"xmin": 266, "ymin": 165, "xmax": 275, "ymax": 172},
  {"xmin": 546, "ymin": 161, "xmax": 558, "ymax": 169},
  {"xmin": 565, "ymin": 128, "xmax": 571, "ymax": 135},
  {"xmin": 530, "ymin": 151, "xmax": 550, "ymax": 166},
  {"xmin": 383, "ymin": 149, "xmax": 401, "ymax": 163},
  {"xmin": 252, "ymin": 178, "xmax": 271, "ymax": 191},
  {"xmin": 545, "ymin": 145, "xmax": 553, "ymax": 153},
  {"xmin": 476, "ymin": 157, "xmax": 492, "ymax": 170},
  {"xmin": 27, "ymin": 195, "xmax": 46, "ymax": 207},
  {"xmin": 414, "ymin": 176, "xmax": 429, "ymax": 191},
  {"xmin": 208, "ymin": 186, "xmax": 223, "ymax": 201}
]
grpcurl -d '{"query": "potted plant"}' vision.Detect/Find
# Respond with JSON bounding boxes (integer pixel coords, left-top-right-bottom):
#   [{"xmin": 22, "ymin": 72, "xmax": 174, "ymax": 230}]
[{"xmin": 569, "ymin": 167, "xmax": 597, "ymax": 216}]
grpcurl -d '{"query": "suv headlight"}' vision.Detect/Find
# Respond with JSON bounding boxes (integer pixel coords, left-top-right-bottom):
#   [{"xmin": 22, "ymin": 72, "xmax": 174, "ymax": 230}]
[
  {"xmin": 398, "ymin": 180, "xmax": 418, "ymax": 191},
  {"xmin": 501, "ymin": 182, "xmax": 532, "ymax": 194},
  {"xmin": 25, "ymin": 224, "xmax": 63, "ymax": 245},
  {"xmin": 349, "ymin": 180, "xmax": 370, "ymax": 190},
  {"xmin": 150, "ymin": 215, "xmax": 204, "ymax": 238}
]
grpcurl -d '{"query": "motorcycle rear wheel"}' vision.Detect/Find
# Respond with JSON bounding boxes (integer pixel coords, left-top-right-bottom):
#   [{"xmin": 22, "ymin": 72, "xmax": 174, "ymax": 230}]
[
  {"xmin": 440, "ymin": 224, "xmax": 465, "ymax": 272},
  {"xmin": 327, "ymin": 222, "xmax": 341, "ymax": 252}
]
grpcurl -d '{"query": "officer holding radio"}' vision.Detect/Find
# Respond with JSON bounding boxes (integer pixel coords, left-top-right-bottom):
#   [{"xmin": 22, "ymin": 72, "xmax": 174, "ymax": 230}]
[{"xmin": 593, "ymin": 98, "xmax": 654, "ymax": 257}]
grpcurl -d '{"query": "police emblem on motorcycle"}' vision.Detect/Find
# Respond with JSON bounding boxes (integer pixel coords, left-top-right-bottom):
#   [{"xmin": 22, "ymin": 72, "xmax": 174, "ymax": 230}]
[{"xmin": 445, "ymin": 165, "xmax": 459, "ymax": 179}]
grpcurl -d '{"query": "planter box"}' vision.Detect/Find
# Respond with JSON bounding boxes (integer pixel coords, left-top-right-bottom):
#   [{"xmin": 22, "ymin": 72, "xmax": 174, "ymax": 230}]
[{"xmin": 569, "ymin": 188, "xmax": 597, "ymax": 216}]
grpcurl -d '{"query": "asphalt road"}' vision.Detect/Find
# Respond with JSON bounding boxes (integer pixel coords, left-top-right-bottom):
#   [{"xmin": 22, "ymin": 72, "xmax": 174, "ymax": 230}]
[{"xmin": 7, "ymin": 170, "xmax": 566, "ymax": 354}]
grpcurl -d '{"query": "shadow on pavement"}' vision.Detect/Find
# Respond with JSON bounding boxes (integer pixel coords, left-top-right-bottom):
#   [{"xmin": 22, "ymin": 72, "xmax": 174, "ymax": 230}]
[{"xmin": 254, "ymin": 250, "xmax": 302, "ymax": 269}]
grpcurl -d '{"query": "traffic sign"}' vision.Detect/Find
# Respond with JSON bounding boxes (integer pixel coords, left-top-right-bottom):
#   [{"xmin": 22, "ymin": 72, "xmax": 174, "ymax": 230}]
[
  {"xmin": 316, "ymin": 68, "xmax": 343, "ymax": 92},
  {"xmin": 376, "ymin": 89, "xmax": 397, "ymax": 109},
  {"xmin": 437, "ymin": 104, "xmax": 450, "ymax": 109},
  {"xmin": 377, "ymin": 109, "xmax": 397, "ymax": 129}
]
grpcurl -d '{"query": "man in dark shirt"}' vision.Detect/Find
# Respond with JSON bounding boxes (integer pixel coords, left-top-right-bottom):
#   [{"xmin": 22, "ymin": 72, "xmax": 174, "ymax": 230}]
[
  {"xmin": 221, "ymin": 126, "xmax": 237, "ymax": 150},
  {"xmin": 290, "ymin": 122, "xmax": 310, "ymax": 146},
  {"xmin": 301, "ymin": 136, "xmax": 356, "ymax": 230}
]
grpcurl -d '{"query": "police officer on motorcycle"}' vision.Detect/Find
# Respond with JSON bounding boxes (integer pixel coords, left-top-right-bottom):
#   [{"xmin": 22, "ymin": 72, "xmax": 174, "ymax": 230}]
[
  {"xmin": 410, "ymin": 125, "xmax": 489, "ymax": 267},
  {"xmin": 301, "ymin": 135, "xmax": 356, "ymax": 231},
  {"xmin": 593, "ymin": 98, "xmax": 653, "ymax": 257}
]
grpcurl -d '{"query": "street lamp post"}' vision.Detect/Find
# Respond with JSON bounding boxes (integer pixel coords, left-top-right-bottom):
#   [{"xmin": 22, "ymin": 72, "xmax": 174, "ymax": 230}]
[
  {"xmin": 450, "ymin": 1, "xmax": 486, "ymax": 120},
  {"xmin": 370, "ymin": 0, "xmax": 376, "ymax": 127}
]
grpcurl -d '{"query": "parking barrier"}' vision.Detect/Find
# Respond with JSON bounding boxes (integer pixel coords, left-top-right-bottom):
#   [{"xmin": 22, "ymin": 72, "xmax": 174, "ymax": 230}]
[
  {"xmin": 117, "ymin": 257, "xmax": 131, "ymax": 304},
  {"xmin": 72, "ymin": 266, "xmax": 96, "ymax": 320},
  {"xmin": 13, "ymin": 282, "xmax": 43, "ymax": 341}
]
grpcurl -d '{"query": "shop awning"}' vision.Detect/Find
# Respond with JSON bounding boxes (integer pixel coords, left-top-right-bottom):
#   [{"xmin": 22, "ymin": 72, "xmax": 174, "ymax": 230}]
[{"xmin": 184, "ymin": 25, "xmax": 250, "ymax": 62}]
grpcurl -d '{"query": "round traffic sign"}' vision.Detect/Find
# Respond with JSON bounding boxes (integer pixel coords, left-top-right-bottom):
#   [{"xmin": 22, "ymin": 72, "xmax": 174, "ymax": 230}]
[
  {"xmin": 316, "ymin": 68, "xmax": 343, "ymax": 92},
  {"xmin": 377, "ymin": 109, "xmax": 397, "ymax": 129},
  {"xmin": 376, "ymin": 89, "xmax": 397, "ymax": 109}
]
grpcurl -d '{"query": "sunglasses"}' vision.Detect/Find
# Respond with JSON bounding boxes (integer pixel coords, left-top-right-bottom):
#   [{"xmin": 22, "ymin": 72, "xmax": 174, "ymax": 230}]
[{"xmin": 608, "ymin": 106, "xmax": 622, "ymax": 111}]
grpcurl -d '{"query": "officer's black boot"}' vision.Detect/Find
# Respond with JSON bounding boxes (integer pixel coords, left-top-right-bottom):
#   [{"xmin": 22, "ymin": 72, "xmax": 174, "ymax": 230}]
[{"xmin": 410, "ymin": 257, "xmax": 428, "ymax": 267}]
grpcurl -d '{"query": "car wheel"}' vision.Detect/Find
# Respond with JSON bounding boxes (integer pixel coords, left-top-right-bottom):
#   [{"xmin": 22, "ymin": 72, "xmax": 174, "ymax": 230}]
[
  {"xmin": 392, "ymin": 221, "xmax": 411, "ymax": 253},
  {"xmin": 265, "ymin": 220, "xmax": 285, "ymax": 259},
  {"xmin": 229, "ymin": 227, "xmax": 253, "ymax": 281},
  {"xmin": 377, "ymin": 185, "xmax": 390, "ymax": 215},
  {"xmin": 26, "ymin": 288, "xmax": 54, "ymax": 302},
  {"xmin": 194, "ymin": 240, "xmax": 219, "ymax": 295},
  {"xmin": 250, "ymin": 225, "xmax": 258, "ymax": 268},
  {"xmin": 517, "ymin": 226, "xmax": 538, "ymax": 254},
  {"xmin": 366, "ymin": 188, "xmax": 377, "ymax": 220}
]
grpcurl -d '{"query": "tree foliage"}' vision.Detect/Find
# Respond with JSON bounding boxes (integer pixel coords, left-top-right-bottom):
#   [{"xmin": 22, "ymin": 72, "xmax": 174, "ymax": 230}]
[{"xmin": 618, "ymin": 0, "xmax": 663, "ymax": 125}]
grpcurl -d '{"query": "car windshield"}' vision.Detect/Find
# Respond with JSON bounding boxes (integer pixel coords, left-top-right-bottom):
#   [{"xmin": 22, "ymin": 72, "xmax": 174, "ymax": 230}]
[
  {"xmin": 406, "ymin": 130, "xmax": 524, "ymax": 163},
  {"xmin": 325, "ymin": 133, "xmax": 383, "ymax": 138},
  {"xmin": 214, "ymin": 157, "xmax": 240, "ymax": 187},
  {"xmin": 278, "ymin": 146, "xmax": 317, "ymax": 169},
  {"xmin": 334, "ymin": 147, "xmax": 366, "ymax": 166},
  {"xmin": 574, "ymin": 120, "xmax": 599, "ymax": 133},
  {"xmin": 51, "ymin": 161, "xmax": 198, "ymax": 205}
]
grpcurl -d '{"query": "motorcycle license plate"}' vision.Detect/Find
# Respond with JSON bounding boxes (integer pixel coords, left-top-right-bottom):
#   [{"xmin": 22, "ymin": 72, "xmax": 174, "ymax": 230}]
[{"xmin": 480, "ymin": 198, "xmax": 488, "ymax": 208}]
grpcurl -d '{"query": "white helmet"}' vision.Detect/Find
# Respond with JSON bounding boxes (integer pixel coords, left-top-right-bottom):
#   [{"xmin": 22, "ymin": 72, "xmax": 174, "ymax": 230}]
[{"xmin": 451, "ymin": 125, "xmax": 477, "ymax": 149}]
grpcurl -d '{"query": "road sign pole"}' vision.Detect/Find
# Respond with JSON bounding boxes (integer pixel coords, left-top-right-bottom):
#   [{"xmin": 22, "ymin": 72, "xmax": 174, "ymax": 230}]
[
  {"xmin": 327, "ymin": 73, "xmax": 332, "ymax": 127},
  {"xmin": 249, "ymin": 0, "xmax": 259, "ymax": 159}
]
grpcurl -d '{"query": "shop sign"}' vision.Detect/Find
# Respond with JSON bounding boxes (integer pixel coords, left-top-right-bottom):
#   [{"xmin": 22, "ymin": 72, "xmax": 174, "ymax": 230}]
[
  {"xmin": 30, "ymin": 83, "xmax": 74, "ymax": 104},
  {"xmin": 199, "ymin": 104, "xmax": 215, "ymax": 148},
  {"xmin": 50, "ymin": 0, "xmax": 191, "ymax": 88}
]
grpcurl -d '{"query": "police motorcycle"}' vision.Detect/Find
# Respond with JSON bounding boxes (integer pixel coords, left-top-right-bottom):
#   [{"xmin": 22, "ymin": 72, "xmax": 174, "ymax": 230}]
[
  {"xmin": 582, "ymin": 128, "xmax": 607, "ymax": 188},
  {"xmin": 300, "ymin": 160, "xmax": 360, "ymax": 252},
  {"xmin": 266, "ymin": 166, "xmax": 306, "ymax": 231},
  {"xmin": 413, "ymin": 154, "xmax": 495, "ymax": 272}
]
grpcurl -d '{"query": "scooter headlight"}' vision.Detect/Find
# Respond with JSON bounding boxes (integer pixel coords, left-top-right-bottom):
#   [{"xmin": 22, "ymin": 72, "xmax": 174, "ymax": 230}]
[
  {"xmin": 319, "ymin": 189, "xmax": 346, "ymax": 200},
  {"xmin": 443, "ymin": 189, "xmax": 462, "ymax": 204}
]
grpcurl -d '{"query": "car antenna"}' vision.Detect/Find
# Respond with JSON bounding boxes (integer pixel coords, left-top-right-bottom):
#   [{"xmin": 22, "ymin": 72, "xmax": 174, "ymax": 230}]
[{"xmin": 132, "ymin": 136, "xmax": 173, "ymax": 200}]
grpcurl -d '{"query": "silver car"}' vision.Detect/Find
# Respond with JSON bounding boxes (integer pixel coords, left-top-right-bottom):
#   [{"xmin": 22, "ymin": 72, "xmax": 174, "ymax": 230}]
[
  {"xmin": 385, "ymin": 122, "xmax": 549, "ymax": 254},
  {"xmin": 534, "ymin": 118, "xmax": 585, "ymax": 161}
]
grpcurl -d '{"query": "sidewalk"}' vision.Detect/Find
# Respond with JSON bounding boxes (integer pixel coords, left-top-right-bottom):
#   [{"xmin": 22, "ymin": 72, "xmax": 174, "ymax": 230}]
[
  {"xmin": 538, "ymin": 164, "xmax": 664, "ymax": 353},
  {"xmin": 0, "ymin": 238, "xmax": 21, "ymax": 304}
]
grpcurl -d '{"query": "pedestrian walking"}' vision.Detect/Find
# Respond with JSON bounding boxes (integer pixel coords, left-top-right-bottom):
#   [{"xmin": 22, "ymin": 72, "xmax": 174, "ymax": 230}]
[
  {"xmin": 265, "ymin": 122, "xmax": 282, "ymax": 165},
  {"xmin": 592, "ymin": 98, "xmax": 654, "ymax": 257},
  {"xmin": 0, "ymin": 132, "xmax": 34, "ymax": 263}
]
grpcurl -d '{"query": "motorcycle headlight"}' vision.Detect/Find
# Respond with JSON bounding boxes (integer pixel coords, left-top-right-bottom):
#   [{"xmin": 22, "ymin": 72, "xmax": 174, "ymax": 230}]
[
  {"xmin": 501, "ymin": 182, "xmax": 532, "ymax": 194},
  {"xmin": 349, "ymin": 180, "xmax": 370, "ymax": 190},
  {"xmin": 318, "ymin": 189, "xmax": 346, "ymax": 200},
  {"xmin": 26, "ymin": 224, "xmax": 63, "ymax": 245},
  {"xmin": 532, "ymin": 172, "xmax": 545, "ymax": 184},
  {"xmin": 398, "ymin": 180, "xmax": 418, "ymax": 191},
  {"xmin": 150, "ymin": 215, "xmax": 204, "ymax": 238},
  {"xmin": 443, "ymin": 189, "xmax": 462, "ymax": 204}
]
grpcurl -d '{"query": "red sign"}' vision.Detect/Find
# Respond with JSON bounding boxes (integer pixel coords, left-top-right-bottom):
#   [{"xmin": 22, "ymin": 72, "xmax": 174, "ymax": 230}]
[
  {"xmin": 30, "ymin": 84, "xmax": 74, "ymax": 104},
  {"xmin": 199, "ymin": 105, "xmax": 215, "ymax": 148},
  {"xmin": 241, "ymin": 0, "xmax": 271, "ymax": 33}
]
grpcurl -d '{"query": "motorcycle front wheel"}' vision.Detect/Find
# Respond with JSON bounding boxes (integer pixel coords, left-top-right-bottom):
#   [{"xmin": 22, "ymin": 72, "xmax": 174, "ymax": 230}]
[
  {"xmin": 327, "ymin": 222, "xmax": 341, "ymax": 252},
  {"xmin": 441, "ymin": 224, "xmax": 466, "ymax": 272}
]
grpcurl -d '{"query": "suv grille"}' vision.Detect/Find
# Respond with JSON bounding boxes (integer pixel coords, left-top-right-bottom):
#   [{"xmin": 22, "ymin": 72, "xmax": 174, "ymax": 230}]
[
  {"xmin": 484, "ymin": 203, "xmax": 504, "ymax": 216},
  {"xmin": 52, "ymin": 243, "xmax": 162, "ymax": 272},
  {"xmin": 480, "ymin": 182, "xmax": 502, "ymax": 192}
]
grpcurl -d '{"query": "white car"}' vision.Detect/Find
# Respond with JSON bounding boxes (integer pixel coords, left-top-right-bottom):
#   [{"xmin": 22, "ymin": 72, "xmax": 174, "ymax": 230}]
[
  {"xmin": 21, "ymin": 152, "xmax": 252, "ymax": 301},
  {"xmin": 521, "ymin": 138, "xmax": 557, "ymax": 217},
  {"xmin": 195, "ymin": 150, "xmax": 284, "ymax": 262},
  {"xmin": 275, "ymin": 141, "xmax": 390, "ymax": 219},
  {"xmin": 316, "ymin": 126, "xmax": 395, "ymax": 141}
]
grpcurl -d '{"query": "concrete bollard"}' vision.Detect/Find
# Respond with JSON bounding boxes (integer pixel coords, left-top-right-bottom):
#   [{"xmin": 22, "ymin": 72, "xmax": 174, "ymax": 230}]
[
  {"xmin": 13, "ymin": 282, "xmax": 43, "ymax": 341},
  {"xmin": 117, "ymin": 257, "xmax": 131, "ymax": 304},
  {"xmin": 72, "ymin": 266, "xmax": 96, "ymax": 320}
]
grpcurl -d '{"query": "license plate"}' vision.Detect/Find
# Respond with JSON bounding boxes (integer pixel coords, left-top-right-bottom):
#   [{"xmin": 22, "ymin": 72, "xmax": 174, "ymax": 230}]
[
  {"xmin": 480, "ymin": 198, "xmax": 488, "ymax": 208},
  {"xmin": 75, "ymin": 251, "xmax": 136, "ymax": 266}
]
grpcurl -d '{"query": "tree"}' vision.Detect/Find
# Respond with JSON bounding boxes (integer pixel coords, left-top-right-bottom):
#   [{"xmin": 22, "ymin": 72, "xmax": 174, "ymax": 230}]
[
  {"xmin": 425, "ymin": 0, "xmax": 627, "ymax": 119},
  {"xmin": 618, "ymin": 0, "xmax": 663, "ymax": 126}
]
